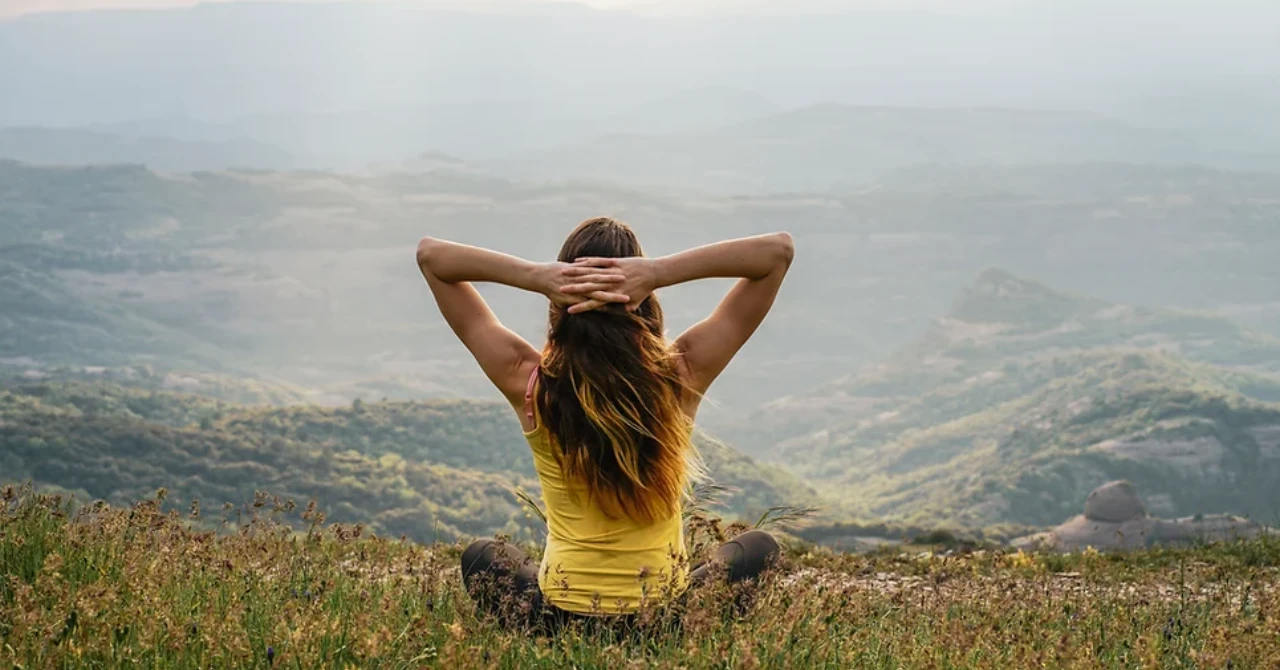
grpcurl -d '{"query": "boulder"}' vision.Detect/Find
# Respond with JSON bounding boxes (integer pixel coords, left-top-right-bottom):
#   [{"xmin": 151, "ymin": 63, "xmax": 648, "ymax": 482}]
[
  {"xmin": 1083, "ymin": 480, "xmax": 1146, "ymax": 522},
  {"xmin": 1013, "ymin": 480, "xmax": 1274, "ymax": 552}
]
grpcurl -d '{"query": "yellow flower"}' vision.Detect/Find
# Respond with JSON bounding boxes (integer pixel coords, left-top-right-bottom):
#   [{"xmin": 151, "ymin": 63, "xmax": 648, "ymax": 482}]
[{"xmin": 1005, "ymin": 549, "xmax": 1036, "ymax": 568}]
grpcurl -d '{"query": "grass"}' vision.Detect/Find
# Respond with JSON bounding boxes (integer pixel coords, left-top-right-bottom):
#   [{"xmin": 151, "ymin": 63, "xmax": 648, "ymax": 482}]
[{"xmin": 2, "ymin": 486, "xmax": 1279, "ymax": 669}]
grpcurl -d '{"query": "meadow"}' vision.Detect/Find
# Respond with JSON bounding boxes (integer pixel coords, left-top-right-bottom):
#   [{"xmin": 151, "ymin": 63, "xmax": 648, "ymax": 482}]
[{"xmin": 3, "ymin": 486, "xmax": 1277, "ymax": 669}]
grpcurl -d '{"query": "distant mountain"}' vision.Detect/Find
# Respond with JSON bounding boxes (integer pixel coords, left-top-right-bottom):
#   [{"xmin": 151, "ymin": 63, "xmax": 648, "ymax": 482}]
[
  {"xmin": 587, "ymin": 86, "xmax": 780, "ymax": 136},
  {"xmin": 731, "ymin": 269, "xmax": 1280, "ymax": 528},
  {"xmin": 92, "ymin": 104, "xmax": 582, "ymax": 165},
  {"xmin": 923, "ymin": 268, "xmax": 1280, "ymax": 370},
  {"xmin": 88, "ymin": 86, "xmax": 779, "ymax": 167},
  {"xmin": 0, "ymin": 379, "xmax": 817, "ymax": 538},
  {"xmin": 494, "ymin": 104, "xmax": 1259, "ymax": 192},
  {"xmin": 5, "ymin": 159, "xmax": 1280, "ymax": 414},
  {"xmin": 0, "ymin": 127, "xmax": 301, "ymax": 172},
  {"xmin": 1118, "ymin": 92, "xmax": 1280, "ymax": 155}
]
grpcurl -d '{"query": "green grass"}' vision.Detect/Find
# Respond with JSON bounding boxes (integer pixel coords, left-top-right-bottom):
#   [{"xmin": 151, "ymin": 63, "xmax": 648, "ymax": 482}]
[{"xmin": 3, "ymin": 487, "xmax": 1278, "ymax": 669}]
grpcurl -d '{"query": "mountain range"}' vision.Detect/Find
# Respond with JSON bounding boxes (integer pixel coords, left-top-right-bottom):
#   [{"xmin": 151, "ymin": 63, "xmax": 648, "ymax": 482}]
[
  {"xmin": 729, "ymin": 269, "xmax": 1280, "ymax": 529},
  {"xmin": 4, "ymin": 154, "xmax": 1280, "ymax": 535},
  {"xmin": 5, "ymin": 159, "xmax": 1280, "ymax": 411}
]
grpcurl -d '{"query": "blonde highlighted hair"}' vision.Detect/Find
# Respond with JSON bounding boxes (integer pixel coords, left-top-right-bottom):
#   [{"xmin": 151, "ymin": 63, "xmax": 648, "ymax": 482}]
[{"xmin": 537, "ymin": 217, "xmax": 704, "ymax": 523}]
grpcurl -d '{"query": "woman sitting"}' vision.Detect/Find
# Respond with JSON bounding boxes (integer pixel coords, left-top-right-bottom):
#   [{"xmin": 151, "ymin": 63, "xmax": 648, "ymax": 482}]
[{"xmin": 416, "ymin": 217, "xmax": 794, "ymax": 627}]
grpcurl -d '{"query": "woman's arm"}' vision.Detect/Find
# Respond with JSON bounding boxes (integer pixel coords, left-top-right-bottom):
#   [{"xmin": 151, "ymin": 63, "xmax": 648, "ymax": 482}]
[
  {"xmin": 564, "ymin": 232, "xmax": 794, "ymax": 398},
  {"xmin": 653, "ymin": 233, "xmax": 796, "ymax": 289},
  {"xmin": 415, "ymin": 237, "xmax": 628, "ymax": 403}
]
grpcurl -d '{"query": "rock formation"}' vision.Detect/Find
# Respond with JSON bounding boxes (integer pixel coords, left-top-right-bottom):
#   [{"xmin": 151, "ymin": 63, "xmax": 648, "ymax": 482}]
[{"xmin": 1013, "ymin": 480, "xmax": 1274, "ymax": 552}]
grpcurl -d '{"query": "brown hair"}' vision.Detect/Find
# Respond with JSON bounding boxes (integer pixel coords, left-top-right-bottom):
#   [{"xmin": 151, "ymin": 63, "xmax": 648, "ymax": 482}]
[{"xmin": 536, "ymin": 217, "xmax": 701, "ymax": 523}]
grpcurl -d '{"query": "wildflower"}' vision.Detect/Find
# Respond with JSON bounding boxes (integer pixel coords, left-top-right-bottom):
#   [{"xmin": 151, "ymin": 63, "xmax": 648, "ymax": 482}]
[{"xmin": 1005, "ymin": 549, "xmax": 1036, "ymax": 569}]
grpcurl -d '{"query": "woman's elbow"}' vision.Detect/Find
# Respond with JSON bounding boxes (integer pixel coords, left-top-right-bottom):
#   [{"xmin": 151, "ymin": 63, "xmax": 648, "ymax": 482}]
[
  {"xmin": 415, "ymin": 236, "xmax": 440, "ymax": 269},
  {"xmin": 774, "ymin": 232, "xmax": 795, "ymax": 268}
]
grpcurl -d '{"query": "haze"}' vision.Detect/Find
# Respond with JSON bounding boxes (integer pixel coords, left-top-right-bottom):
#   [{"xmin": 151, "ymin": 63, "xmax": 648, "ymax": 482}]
[{"xmin": 0, "ymin": 0, "xmax": 1059, "ymax": 20}]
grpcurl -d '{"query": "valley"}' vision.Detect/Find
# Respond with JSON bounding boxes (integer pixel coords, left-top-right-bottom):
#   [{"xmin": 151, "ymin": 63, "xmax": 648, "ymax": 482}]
[{"xmin": 4, "ymin": 159, "xmax": 1280, "ymax": 539}]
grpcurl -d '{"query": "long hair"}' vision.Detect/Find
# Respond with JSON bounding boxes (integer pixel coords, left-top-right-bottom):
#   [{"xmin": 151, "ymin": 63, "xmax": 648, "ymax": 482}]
[{"xmin": 537, "ymin": 217, "xmax": 702, "ymax": 524}]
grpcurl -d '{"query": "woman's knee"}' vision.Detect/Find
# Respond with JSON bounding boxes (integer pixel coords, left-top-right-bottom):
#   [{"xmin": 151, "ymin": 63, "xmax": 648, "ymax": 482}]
[
  {"xmin": 464, "ymin": 538, "xmax": 496, "ymax": 557},
  {"xmin": 736, "ymin": 529, "xmax": 781, "ymax": 558},
  {"xmin": 461, "ymin": 539, "xmax": 497, "ymax": 580},
  {"xmin": 461, "ymin": 538, "xmax": 533, "ymax": 578},
  {"xmin": 719, "ymin": 529, "xmax": 781, "ymax": 582}
]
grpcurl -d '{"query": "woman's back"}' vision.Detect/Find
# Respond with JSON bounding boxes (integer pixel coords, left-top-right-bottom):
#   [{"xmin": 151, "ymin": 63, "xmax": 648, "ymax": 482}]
[{"xmin": 524, "ymin": 402, "xmax": 688, "ymax": 614}]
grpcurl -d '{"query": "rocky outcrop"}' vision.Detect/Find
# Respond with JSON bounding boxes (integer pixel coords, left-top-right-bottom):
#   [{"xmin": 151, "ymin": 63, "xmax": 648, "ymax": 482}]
[
  {"xmin": 1083, "ymin": 480, "xmax": 1147, "ymax": 523},
  {"xmin": 1013, "ymin": 480, "xmax": 1274, "ymax": 552}
]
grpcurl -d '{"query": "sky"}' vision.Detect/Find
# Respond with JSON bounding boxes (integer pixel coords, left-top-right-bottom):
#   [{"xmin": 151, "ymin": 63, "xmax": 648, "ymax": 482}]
[
  {"xmin": 2, "ymin": 0, "xmax": 651, "ymax": 19},
  {"xmin": 0, "ymin": 0, "xmax": 1016, "ymax": 20}
]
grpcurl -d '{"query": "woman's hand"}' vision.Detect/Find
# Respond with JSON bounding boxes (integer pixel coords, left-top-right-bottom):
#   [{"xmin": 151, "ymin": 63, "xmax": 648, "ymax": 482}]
[
  {"xmin": 539, "ymin": 262, "xmax": 630, "ymax": 313},
  {"xmin": 560, "ymin": 257, "xmax": 658, "ymax": 314}
]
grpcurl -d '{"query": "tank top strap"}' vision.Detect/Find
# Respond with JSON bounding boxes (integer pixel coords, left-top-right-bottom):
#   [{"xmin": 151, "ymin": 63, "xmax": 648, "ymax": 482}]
[{"xmin": 523, "ymin": 365, "xmax": 539, "ymax": 422}]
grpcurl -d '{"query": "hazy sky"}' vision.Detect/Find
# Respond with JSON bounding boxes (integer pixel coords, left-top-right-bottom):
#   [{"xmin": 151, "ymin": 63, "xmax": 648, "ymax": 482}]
[
  {"xmin": 0, "ymin": 0, "xmax": 1017, "ymax": 20},
  {"xmin": 3, "ymin": 0, "xmax": 660, "ymax": 19}
]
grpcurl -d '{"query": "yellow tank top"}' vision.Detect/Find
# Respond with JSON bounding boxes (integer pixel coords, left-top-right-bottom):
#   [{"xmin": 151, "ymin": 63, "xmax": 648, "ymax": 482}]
[{"xmin": 523, "ymin": 413, "xmax": 690, "ymax": 615}]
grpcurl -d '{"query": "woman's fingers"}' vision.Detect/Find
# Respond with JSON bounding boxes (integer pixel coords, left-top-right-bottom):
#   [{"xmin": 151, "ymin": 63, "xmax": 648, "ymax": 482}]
[
  {"xmin": 571, "ymin": 257, "xmax": 619, "ymax": 268},
  {"xmin": 593, "ymin": 291, "xmax": 629, "ymax": 302},
  {"xmin": 565, "ymin": 302, "xmax": 599, "ymax": 316},
  {"xmin": 558, "ymin": 269, "xmax": 625, "ymax": 283},
  {"xmin": 560, "ymin": 282, "xmax": 627, "ymax": 295},
  {"xmin": 567, "ymin": 299, "xmax": 606, "ymax": 314},
  {"xmin": 560, "ymin": 265, "xmax": 624, "ymax": 279},
  {"xmin": 566, "ymin": 291, "xmax": 629, "ymax": 314}
]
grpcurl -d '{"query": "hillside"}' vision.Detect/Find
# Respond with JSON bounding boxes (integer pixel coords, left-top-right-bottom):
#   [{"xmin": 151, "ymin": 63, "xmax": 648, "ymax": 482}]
[
  {"xmin": 0, "ymin": 159, "xmax": 840, "ymax": 409},
  {"xmin": 742, "ymin": 269, "xmax": 1280, "ymax": 455},
  {"xmin": 0, "ymin": 127, "xmax": 301, "ymax": 172},
  {"xmin": 735, "ymin": 270, "xmax": 1280, "ymax": 528},
  {"xmin": 793, "ymin": 352, "xmax": 1280, "ymax": 528},
  {"xmin": 0, "ymin": 380, "xmax": 816, "ymax": 540},
  {"xmin": 6, "ymin": 159, "xmax": 1280, "ymax": 414}
]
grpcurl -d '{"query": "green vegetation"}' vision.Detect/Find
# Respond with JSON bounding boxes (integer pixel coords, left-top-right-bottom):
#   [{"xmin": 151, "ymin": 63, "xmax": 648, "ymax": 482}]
[
  {"xmin": 742, "ymin": 270, "xmax": 1280, "ymax": 530},
  {"xmin": 3, "ymin": 487, "xmax": 1278, "ymax": 668},
  {"xmin": 5, "ymin": 159, "xmax": 1280, "ymax": 411},
  {"xmin": 0, "ymin": 380, "xmax": 814, "ymax": 541},
  {"xmin": 4, "ymin": 160, "xmax": 1280, "ymax": 536},
  {"xmin": 814, "ymin": 352, "xmax": 1280, "ymax": 528}
]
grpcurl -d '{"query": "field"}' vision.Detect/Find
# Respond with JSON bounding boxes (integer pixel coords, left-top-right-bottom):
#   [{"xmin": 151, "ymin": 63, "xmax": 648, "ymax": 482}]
[{"xmin": 3, "ymin": 487, "xmax": 1278, "ymax": 669}]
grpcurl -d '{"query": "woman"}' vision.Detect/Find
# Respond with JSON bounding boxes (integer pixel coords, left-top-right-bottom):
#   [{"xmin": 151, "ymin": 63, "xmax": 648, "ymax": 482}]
[{"xmin": 416, "ymin": 217, "xmax": 793, "ymax": 627}]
